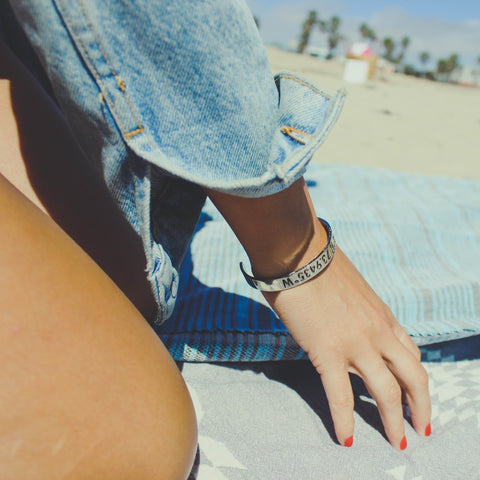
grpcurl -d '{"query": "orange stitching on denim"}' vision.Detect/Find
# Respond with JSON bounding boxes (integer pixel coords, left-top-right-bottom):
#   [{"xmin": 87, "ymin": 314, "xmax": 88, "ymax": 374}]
[
  {"xmin": 116, "ymin": 77, "xmax": 126, "ymax": 91},
  {"xmin": 124, "ymin": 127, "xmax": 144, "ymax": 139},
  {"xmin": 281, "ymin": 126, "xmax": 313, "ymax": 136},
  {"xmin": 55, "ymin": 0, "xmax": 129, "ymax": 135},
  {"xmin": 77, "ymin": 0, "xmax": 118, "ymax": 76},
  {"xmin": 113, "ymin": 75, "xmax": 144, "ymax": 137},
  {"xmin": 59, "ymin": 0, "xmax": 145, "ymax": 139},
  {"xmin": 76, "ymin": 0, "xmax": 145, "ymax": 138},
  {"xmin": 119, "ymin": 82, "xmax": 145, "ymax": 136},
  {"xmin": 281, "ymin": 126, "xmax": 313, "ymax": 145},
  {"xmin": 276, "ymin": 74, "xmax": 332, "ymax": 99}
]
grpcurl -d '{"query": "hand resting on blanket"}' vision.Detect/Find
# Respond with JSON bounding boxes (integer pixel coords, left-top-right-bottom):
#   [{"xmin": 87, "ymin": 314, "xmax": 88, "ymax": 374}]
[{"xmin": 206, "ymin": 177, "xmax": 431, "ymax": 451}]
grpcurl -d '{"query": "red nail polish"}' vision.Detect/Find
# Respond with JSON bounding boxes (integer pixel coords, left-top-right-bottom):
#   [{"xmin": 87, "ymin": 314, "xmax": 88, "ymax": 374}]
[
  {"xmin": 400, "ymin": 436, "xmax": 407, "ymax": 450},
  {"xmin": 344, "ymin": 436, "xmax": 353, "ymax": 447},
  {"xmin": 425, "ymin": 423, "xmax": 431, "ymax": 437}
]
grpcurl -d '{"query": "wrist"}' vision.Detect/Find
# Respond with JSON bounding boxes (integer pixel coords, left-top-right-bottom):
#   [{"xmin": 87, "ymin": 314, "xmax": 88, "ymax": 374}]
[
  {"xmin": 250, "ymin": 215, "xmax": 328, "ymax": 279},
  {"xmin": 205, "ymin": 176, "xmax": 328, "ymax": 280},
  {"xmin": 243, "ymin": 218, "xmax": 334, "ymax": 291}
]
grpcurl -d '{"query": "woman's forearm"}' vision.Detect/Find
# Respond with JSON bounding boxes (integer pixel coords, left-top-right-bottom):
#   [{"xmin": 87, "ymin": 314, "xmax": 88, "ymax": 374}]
[{"xmin": 205, "ymin": 177, "xmax": 327, "ymax": 279}]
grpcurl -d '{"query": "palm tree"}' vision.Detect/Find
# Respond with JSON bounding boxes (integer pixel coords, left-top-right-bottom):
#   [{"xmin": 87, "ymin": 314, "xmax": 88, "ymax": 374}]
[
  {"xmin": 446, "ymin": 53, "xmax": 459, "ymax": 73},
  {"xmin": 383, "ymin": 37, "xmax": 395, "ymax": 62},
  {"xmin": 382, "ymin": 36, "xmax": 410, "ymax": 65},
  {"xmin": 359, "ymin": 23, "xmax": 376, "ymax": 43},
  {"xmin": 437, "ymin": 59, "xmax": 448, "ymax": 74},
  {"xmin": 319, "ymin": 15, "xmax": 342, "ymax": 58},
  {"xmin": 298, "ymin": 10, "xmax": 318, "ymax": 54},
  {"xmin": 436, "ymin": 54, "xmax": 460, "ymax": 82},
  {"xmin": 420, "ymin": 51, "xmax": 430, "ymax": 67},
  {"xmin": 401, "ymin": 36, "xmax": 410, "ymax": 50},
  {"xmin": 419, "ymin": 51, "xmax": 430, "ymax": 77},
  {"xmin": 396, "ymin": 36, "xmax": 410, "ymax": 64}
]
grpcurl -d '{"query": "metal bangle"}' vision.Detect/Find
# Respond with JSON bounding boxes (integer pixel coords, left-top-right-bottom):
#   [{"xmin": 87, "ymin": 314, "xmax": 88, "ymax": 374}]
[{"xmin": 240, "ymin": 218, "xmax": 336, "ymax": 292}]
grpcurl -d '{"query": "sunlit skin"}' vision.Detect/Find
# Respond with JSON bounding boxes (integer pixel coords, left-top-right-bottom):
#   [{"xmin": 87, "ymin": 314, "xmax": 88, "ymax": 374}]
[
  {"xmin": 0, "ymin": 42, "xmax": 196, "ymax": 479},
  {"xmin": 0, "ymin": 35, "xmax": 431, "ymax": 478}
]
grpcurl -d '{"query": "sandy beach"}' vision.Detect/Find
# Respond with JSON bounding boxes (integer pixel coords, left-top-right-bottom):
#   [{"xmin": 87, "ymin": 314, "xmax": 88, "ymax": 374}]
[{"xmin": 266, "ymin": 46, "xmax": 480, "ymax": 180}]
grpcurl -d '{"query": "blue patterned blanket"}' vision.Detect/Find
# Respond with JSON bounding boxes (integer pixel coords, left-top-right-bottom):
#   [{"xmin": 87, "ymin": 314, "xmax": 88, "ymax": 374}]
[{"xmin": 158, "ymin": 164, "xmax": 480, "ymax": 361}]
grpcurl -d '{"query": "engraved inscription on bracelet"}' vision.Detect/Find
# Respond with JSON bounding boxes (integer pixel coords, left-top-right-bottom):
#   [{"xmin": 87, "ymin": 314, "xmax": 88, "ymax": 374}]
[{"xmin": 240, "ymin": 218, "xmax": 336, "ymax": 292}]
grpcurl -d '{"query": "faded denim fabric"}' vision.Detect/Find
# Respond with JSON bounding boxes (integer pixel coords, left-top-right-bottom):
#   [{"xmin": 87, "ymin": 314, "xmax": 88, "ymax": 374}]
[{"xmin": 6, "ymin": 0, "xmax": 345, "ymax": 323}]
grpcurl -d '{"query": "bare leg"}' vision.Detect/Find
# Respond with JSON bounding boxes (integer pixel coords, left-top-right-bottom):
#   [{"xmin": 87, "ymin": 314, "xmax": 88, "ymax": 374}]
[
  {"xmin": 0, "ymin": 172, "xmax": 197, "ymax": 478},
  {"xmin": 0, "ymin": 44, "xmax": 197, "ymax": 478}
]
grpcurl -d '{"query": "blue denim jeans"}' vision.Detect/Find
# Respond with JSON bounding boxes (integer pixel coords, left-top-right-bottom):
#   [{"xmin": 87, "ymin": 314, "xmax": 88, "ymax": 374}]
[{"xmin": 4, "ymin": 0, "xmax": 345, "ymax": 323}]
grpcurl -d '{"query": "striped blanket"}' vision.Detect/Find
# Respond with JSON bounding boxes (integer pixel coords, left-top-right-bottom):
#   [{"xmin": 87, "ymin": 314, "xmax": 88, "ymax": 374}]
[{"xmin": 158, "ymin": 164, "xmax": 480, "ymax": 361}]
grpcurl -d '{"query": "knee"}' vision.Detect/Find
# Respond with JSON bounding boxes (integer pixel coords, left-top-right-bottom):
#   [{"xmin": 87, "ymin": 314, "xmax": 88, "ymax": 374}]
[
  {"xmin": 110, "ymin": 359, "xmax": 199, "ymax": 480},
  {"xmin": 0, "ymin": 328, "xmax": 197, "ymax": 480},
  {"xmin": 142, "ymin": 377, "xmax": 199, "ymax": 480},
  {"xmin": 0, "ymin": 363, "xmax": 197, "ymax": 480}
]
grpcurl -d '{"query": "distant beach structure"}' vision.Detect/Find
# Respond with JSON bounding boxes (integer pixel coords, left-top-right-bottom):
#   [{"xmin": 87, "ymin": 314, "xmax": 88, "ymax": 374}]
[
  {"xmin": 304, "ymin": 45, "xmax": 330, "ymax": 59},
  {"xmin": 450, "ymin": 65, "xmax": 480, "ymax": 87},
  {"xmin": 343, "ymin": 42, "xmax": 378, "ymax": 83}
]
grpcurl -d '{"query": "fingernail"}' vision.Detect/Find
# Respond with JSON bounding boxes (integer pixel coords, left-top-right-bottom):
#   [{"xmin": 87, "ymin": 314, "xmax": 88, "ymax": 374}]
[
  {"xmin": 425, "ymin": 423, "xmax": 431, "ymax": 437},
  {"xmin": 343, "ymin": 436, "xmax": 353, "ymax": 447},
  {"xmin": 400, "ymin": 436, "xmax": 407, "ymax": 450}
]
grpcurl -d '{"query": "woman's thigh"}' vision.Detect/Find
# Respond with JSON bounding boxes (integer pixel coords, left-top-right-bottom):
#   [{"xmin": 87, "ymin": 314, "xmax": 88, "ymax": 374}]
[
  {"xmin": 0, "ymin": 43, "xmax": 197, "ymax": 479},
  {"xmin": 0, "ymin": 172, "xmax": 197, "ymax": 479}
]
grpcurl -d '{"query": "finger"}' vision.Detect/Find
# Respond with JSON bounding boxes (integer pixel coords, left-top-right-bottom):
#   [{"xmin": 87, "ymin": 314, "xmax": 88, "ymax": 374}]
[
  {"xmin": 319, "ymin": 365, "xmax": 355, "ymax": 447},
  {"xmin": 380, "ymin": 304, "xmax": 421, "ymax": 362},
  {"xmin": 356, "ymin": 356, "xmax": 406, "ymax": 450},
  {"xmin": 382, "ymin": 338, "xmax": 431, "ymax": 437},
  {"xmin": 390, "ymin": 321, "xmax": 422, "ymax": 362}
]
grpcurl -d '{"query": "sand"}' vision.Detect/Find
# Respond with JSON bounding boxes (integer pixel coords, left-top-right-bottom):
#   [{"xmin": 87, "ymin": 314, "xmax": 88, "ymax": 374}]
[{"xmin": 266, "ymin": 46, "xmax": 480, "ymax": 180}]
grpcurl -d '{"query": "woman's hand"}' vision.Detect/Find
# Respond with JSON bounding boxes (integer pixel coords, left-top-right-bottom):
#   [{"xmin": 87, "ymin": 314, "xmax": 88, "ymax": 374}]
[
  {"xmin": 262, "ymin": 244, "xmax": 431, "ymax": 449},
  {"xmin": 206, "ymin": 177, "xmax": 431, "ymax": 449}
]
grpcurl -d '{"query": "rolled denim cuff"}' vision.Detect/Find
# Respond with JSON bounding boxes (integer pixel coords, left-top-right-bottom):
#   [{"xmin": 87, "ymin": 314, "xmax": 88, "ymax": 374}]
[
  {"xmin": 12, "ymin": 0, "xmax": 344, "ymax": 199},
  {"xmin": 127, "ymin": 72, "xmax": 345, "ymax": 198}
]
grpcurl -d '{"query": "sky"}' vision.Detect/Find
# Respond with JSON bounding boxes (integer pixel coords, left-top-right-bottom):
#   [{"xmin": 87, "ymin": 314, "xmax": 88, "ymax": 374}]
[{"xmin": 246, "ymin": 0, "xmax": 480, "ymax": 68}]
